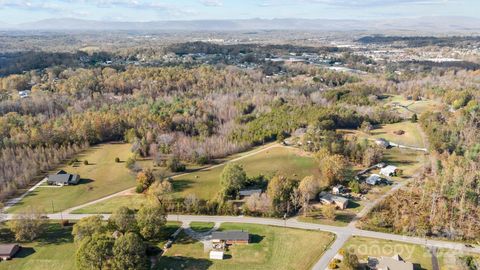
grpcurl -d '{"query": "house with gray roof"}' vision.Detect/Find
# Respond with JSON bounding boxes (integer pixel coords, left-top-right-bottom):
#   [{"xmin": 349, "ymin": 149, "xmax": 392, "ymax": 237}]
[
  {"xmin": 319, "ymin": 193, "xmax": 349, "ymax": 209},
  {"xmin": 47, "ymin": 172, "xmax": 80, "ymax": 186},
  {"xmin": 212, "ymin": 230, "xmax": 249, "ymax": 244}
]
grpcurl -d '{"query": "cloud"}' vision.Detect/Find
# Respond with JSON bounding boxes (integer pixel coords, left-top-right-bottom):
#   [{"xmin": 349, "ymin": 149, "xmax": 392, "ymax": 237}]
[
  {"xmin": 199, "ymin": 0, "xmax": 223, "ymax": 6},
  {"xmin": 303, "ymin": 0, "xmax": 454, "ymax": 7}
]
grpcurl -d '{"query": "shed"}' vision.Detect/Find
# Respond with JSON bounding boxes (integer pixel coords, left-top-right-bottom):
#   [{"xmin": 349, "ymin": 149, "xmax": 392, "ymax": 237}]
[
  {"xmin": 212, "ymin": 230, "xmax": 249, "ymax": 244},
  {"xmin": 375, "ymin": 138, "xmax": 390, "ymax": 148},
  {"xmin": 209, "ymin": 250, "xmax": 224, "ymax": 260},
  {"xmin": 366, "ymin": 174, "xmax": 382, "ymax": 185},
  {"xmin": 319, "ymin": 193, "xmax": 349, "ymax": 209},
  {"xmin": 380, "ymin": 165, "xmax": 398, "ymax": 177},
  {"xmin": 332, "ymin": 185, "xmax": 346, "ymax": 195},
  {"xmin": 0, "ymin": 244, "xmax": 20, "ymax": 260}
]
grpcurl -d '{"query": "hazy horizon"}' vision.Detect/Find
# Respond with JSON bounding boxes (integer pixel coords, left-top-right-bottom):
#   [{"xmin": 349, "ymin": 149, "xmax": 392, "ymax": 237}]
[{"xmin": 0, "ymin": 0, "xmax": 479, "ymax": 25}]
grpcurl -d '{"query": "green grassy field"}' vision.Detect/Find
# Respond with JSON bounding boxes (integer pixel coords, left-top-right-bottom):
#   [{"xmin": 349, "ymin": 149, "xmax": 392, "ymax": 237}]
[
  {"xmin": 189, "ymin": 222, "xmax": 215, "ymax": 232},
  {"xmin": 7, "ymin": 143, "xmax": 137, "ymax": 213},
  {"xmin": 369, "ymin": 121, "xmax": 425, "ymax": 148},
  {"xmin": 173, "ymin": 146, "xmax": 316, "ymax": 200},
  {"xmin": 385, "ymin": 95, "xmax": 442, "ymax": 118},
  {"xmin": 158, "ymin": 223, "xmax": 334, "ymax": 270},
  {"xmin": 381, "ymin": 147, "xmax": 426, "ymax": 177},
  {"xmin": 0, "ymin": 223, "xmax": 76, "ymax": 270},
  {"xmin": 339, "ymin": 236, "xmax": 433, "ymax": 270},
  {"xmin": 74, "ymin": 146, "xmax": 316, "ymax": 213}
]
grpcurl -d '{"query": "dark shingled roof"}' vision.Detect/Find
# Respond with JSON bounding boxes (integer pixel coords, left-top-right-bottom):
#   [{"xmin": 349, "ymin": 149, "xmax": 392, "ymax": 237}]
[
  {"xmin": 211, "ymin": 230, "xmax": 249, "ymax": 241},
  {"xmin": 47, "ymin": 174, "xmax": 80, "ymax": 184}
]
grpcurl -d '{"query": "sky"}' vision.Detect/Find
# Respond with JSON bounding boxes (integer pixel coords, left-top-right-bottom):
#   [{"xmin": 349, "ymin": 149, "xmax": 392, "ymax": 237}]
[{"xmin": 0, "ymin": 0, "xmax": 478, "ymax": 24}]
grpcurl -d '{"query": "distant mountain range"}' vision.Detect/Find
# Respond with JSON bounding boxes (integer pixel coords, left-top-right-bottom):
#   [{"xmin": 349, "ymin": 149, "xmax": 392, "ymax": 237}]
[{"xmin": 2, "ymin": 16, "xmax": 480, "ymax": 33}]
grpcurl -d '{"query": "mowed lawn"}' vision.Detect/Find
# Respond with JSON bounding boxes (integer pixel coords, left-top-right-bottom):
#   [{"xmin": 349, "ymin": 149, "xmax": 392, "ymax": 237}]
[
  {"xmin": 73, "ymin": 146, "xmax": 317, "ymax": 214},
  {"xmin": 385, "ymin": 95, "xmax": 442, "ymax": 118},
  {"xmin": 74, "ymin": 146, "xmax": 317, "ymax": 213},
  {"xmin": 340, "ymin": 236, "xmax": 433, "ymax": 270},
  {"xmin": 158, "ymin": 223, "xmax": 334, "ymax": 270},
  {"xmin": 8, "ymin": 143, "xmax": 136, "ymax": 213},
  {"xmin": 0, "ymin": 223, "xmax": 75, "ymax": 270},
  {"xmin": 370, "ymin": 121, "xmax": 425, "ymax": 148},
  {"xmin": 173, "ymin": 146, "xmax": 316, "ymax": 200}
]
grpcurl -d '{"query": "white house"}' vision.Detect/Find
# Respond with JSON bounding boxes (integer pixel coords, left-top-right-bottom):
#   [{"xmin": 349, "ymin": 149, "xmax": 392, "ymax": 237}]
[
  {"xmin": 18, "ymin": 90, "xmax": 30, "ymax": 98},
  {"xmin": 380, "ymin": 165, "xmax": 398, "ymax": 177},
  {"xmin": 209, "ymin": 250, "xmax": 224, "ymax": 260},
  {"xmin": 366, "ymin": 174, "xmax": 382, "ymax": 185}
]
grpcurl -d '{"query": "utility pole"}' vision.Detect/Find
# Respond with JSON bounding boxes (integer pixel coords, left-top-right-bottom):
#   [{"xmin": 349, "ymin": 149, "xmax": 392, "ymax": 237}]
[{"xmin": 51, "ymin": 201, "xmax": 55, "ymax": 213}]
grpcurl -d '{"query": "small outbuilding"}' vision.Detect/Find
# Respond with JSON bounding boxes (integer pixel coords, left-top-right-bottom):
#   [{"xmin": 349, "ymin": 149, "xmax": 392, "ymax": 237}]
[
  {"xmin": 0, "ymin": 244, "xmax": 21, "ymax": 260},
  {"xmin": 375, "ymin": 138, "xmax": 390, "ymax": 148},
  {"xmin": 212, "ymin": 230, "xmax": 249, "ymax": 245},
  {"xmin": 332, "ymin": 185, "xmax": 346, "ymax": 195},
  {"xmin": 238, "ymin": 189, "xmax": 262, "ymax": 199},
  {"xmin": 209, "ymin": 250, "xmax": 224, "ymax": 260},
  {"xmin": 366, "ymin": 174, "xmax": 383, "ymax": 185},
  {"xmin": 319, "ymin": 193, "xmax": 349, "ymax": 209},
  {"xmin": 380, "ymin": 165, "xmax": 398, "ymax": 177}
]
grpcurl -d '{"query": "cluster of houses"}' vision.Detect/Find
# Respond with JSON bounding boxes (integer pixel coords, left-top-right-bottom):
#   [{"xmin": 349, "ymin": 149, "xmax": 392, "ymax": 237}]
[{"xmin": 318, "ymin": 162, "xmax": 400, "ymax": 210}]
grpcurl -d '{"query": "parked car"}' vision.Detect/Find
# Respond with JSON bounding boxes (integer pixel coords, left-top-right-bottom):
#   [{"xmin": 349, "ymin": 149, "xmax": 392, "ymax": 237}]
[{"xmin": 164, "ymin": 240, "xmax": 173, "ymax": 249}]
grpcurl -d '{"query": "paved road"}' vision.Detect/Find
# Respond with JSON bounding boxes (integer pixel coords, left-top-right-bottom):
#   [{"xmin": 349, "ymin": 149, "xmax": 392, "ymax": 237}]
[{"xmin": 3, "ymin": 213, "xmax": 478, "ymax": 257}]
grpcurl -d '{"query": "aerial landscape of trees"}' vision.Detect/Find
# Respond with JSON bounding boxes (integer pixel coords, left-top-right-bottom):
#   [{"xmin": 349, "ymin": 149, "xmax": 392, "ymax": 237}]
[{"xmin": 0, "ymin": 38, "xmax": 479, "ymax": 245}]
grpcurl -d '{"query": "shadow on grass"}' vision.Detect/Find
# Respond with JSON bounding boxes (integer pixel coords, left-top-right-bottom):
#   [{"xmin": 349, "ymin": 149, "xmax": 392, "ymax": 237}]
[
  {"xmin": 249, "ymin": 234, "xmax": 264, "ymax": 244},
  {"xmin": 335, "ymin": 213, "xmax": 356, "ymax": 223},
  {"xmin": 77, "ymin": 178, "xmax": 94, "ymax": 185},
  {"xmin": 157, "ymin": 256, "xmax": 213, "ymax": 270},
  {"xmin": 347, "ymin": 200, "xmax": 361, "ymax": 209},
  {"xmin": 36, "ymin": 224, "xmax": 73, "ymax": 246},
  {"xmin": 172, "ymin": 179, "xmax": 195, "ymax": 192},
  {"xmin": 16, "ymin": 247, "xmax": 35, "ymax": 258}
]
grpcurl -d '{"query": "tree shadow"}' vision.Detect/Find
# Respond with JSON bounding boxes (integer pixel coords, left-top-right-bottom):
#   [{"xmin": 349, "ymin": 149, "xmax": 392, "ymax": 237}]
[
  {"xmin": 157, "ymin": 256, "xmax": 213, "ymax": 270},
  {"xmin": 249, "ymin": 234, "xmax": 264, "ymax": 244},
  {"xmin": 36, "ymin": 224, "xmax": 73, "ymax": 246},
  {"xmin": 171, "ymin": 180, "xmax": 195, "ymax": 192},
  {"xmin": 335, "ymin": 213, "xmax": 356, "ymax": 223},
  {"xmin": 0, "ymin": 227, "xmax": 16, "ymax": 243}
]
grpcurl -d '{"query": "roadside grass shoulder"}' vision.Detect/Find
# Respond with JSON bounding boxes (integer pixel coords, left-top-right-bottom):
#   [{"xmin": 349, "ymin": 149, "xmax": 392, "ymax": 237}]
[{"xmin": 189, "ymin": 222, "xmax": 215, "ymax": 232}]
